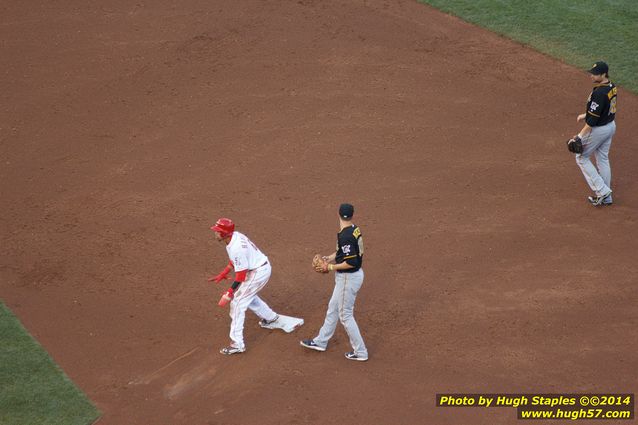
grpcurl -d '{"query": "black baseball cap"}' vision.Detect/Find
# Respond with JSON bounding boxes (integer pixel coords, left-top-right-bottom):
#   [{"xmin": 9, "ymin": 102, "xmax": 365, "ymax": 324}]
[
  {"xmin": 588, "ymin": 61, "xmax": 609, "ymax": 75},
  {"xmin": 339, "ymin": 203, "xmax": 354, "ymax": 219}
]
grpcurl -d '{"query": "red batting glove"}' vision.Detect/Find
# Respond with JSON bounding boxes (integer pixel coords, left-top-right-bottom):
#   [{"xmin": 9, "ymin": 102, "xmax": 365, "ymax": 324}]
[
  {"xmin": 208, "ymin": 265, "xmax": 232, "ymax": 284},
  {"xmin": 218, "ymin": 288, "xmax": 234, "ymax": 307}
]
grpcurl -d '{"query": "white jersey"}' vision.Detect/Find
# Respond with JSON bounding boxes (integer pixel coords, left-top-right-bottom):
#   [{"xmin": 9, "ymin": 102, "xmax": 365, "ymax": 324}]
[{"xmin": 226, "ymin": 231, "xmax": 268, "ymax": 272}]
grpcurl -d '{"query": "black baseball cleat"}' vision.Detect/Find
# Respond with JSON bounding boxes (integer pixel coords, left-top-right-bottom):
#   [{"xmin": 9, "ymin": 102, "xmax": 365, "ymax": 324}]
[
  {"xmin": 300, "ymin": 339, "xmax": 326, "ymax": 352},
  {"xmin": 344, "ymin": 351, "xmax": 368, "ymax": 362},
  {"xmin": 259, "ymin": 315, "xmax": 279, "ymax": 328},
  {"xmin": 588, "ymin": 192, "xmax": 613, "ymax": 206}
]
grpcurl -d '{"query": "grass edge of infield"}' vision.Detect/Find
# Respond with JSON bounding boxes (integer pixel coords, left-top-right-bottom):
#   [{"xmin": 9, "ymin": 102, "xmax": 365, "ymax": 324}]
[
  {"xmin": 0, "ymin": 301, "xmax": 101, "ymax": 425},
  {"xmin": 416, "ymin": 0, "xmax": 638, "ymax": 94}
]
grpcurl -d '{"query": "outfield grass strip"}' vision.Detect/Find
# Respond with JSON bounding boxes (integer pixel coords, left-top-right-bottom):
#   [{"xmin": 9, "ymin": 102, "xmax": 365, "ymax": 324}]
[
  {"xmin": 0, "ymin": 302, "xmax": 100, "ymax": 425},
  {"xmin": 418, "ymin": 0, "xmax": 638, "ymax": 93}
]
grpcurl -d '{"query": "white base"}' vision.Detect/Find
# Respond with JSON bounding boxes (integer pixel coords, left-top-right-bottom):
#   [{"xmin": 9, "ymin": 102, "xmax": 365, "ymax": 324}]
[{"xmin": 260, "ymin": 315, "xmax": 304, "ymax": 333}]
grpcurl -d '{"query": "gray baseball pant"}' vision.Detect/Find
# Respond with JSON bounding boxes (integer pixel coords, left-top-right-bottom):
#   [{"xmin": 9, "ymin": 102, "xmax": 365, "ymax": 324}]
[
  {"xmin": 576, "ymin": 121, "xmax": 616, "ymax": 200},
  {"xmin": 313, "ymin": 269, "xmax": 368, "ymax": 358}
]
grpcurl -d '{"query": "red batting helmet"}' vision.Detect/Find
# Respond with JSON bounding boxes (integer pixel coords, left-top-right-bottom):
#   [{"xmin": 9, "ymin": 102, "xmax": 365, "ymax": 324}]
[{"xmin": 211, "ymin": 218, "xmax": 235, "ymax": 238}]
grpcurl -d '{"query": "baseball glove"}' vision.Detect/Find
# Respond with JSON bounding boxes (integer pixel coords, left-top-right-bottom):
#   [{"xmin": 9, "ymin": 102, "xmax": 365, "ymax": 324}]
[
  {"xmin": 312, "ymin": 254, "xmax": 329, "ymax": 273},
  {"xmin": 567, "ymin": 135, "xmax": 583, "ymax": 154}
]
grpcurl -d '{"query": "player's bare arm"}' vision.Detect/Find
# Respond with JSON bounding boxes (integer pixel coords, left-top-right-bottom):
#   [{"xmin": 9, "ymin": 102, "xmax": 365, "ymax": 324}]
[
  {"xmin": 322, "ymin": 252, "xmax": 337, "ymax": 262},
  {"xmin": 576, "ymin": 122, "xmax": 592, "ymax": 139}
]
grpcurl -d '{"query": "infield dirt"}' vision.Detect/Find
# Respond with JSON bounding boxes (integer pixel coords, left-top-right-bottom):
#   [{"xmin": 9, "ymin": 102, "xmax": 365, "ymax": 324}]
[{"xmin": 1, "ymin": 1, "xmax": 637, "ymax": 424}]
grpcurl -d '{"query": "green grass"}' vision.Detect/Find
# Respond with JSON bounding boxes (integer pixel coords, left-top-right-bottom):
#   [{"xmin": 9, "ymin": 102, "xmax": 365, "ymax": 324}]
[
  {"xmin": 418, "ymin": 0, "xmax": 638, "ymax": 92},
  {"xmin": 0, "ymin": 302, "xmax": 100, "ymax": 425}
]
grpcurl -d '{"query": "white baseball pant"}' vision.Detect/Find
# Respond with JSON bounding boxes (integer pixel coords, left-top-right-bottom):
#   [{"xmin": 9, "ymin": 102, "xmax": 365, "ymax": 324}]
[{"xmin": 228, "ymin": 262, "xmax": 277, "ymax": 350}]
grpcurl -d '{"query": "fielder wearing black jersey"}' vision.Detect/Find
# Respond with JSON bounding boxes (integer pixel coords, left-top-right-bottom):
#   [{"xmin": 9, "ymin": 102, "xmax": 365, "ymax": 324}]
[
  {"xmin": 572, "ymin": 61, "xmax": 617, "ymax": 206},
  {"xmin": 585, "ymin": 80, "xmax": 617, "ymax": 127},
  {"xmin": 335, "ymin": 223, "xmax": 363, "ymax": 273},
  {"xmin": 300, "ymin": 203, "xmax": 368, "ymax": 361}
]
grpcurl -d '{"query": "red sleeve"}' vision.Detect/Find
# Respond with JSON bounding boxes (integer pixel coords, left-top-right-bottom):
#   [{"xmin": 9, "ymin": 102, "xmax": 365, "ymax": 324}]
[{"xmin": 234, "ymin": 269, "xmax": 248, "ymax": 282}]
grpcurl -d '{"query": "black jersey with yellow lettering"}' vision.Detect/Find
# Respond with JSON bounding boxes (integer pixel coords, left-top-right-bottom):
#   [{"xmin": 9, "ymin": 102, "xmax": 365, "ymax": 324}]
[
  {"xmin": 335, "ymin": 224, "xmax": 364, "ymax": 273},
  {"xmin": 585, "ymin": 82, "xmax": 617, "ymax": 127}
]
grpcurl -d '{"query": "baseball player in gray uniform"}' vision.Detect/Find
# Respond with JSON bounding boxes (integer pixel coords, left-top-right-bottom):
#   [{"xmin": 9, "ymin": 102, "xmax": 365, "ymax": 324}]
[
  {"xmin": 570, "ymin": 61, "xmax": 617, "ymax": 206},
  {"xmin": 301, "ymin": 203, "xmax": 368, "ymax": 362}
]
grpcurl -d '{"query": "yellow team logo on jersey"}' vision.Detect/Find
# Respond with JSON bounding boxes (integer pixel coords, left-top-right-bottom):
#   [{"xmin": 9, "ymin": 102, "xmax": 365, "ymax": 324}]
[
  {"xmin": 608, "ymin": 86, "xmax": 617, "ymax": 99},
  {"xmin": 353, "ymin": 227, "xmax": 361, "ymax": 239},
  {"xmin": 608, "ymin": 86, "xmax": 618, "ymax": 113}
]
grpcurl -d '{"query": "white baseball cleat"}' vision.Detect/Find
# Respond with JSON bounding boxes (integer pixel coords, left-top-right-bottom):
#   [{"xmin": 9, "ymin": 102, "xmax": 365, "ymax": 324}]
[{"xmin": 220, "ymin": 345, "xmax": 245, "ymax": 355}]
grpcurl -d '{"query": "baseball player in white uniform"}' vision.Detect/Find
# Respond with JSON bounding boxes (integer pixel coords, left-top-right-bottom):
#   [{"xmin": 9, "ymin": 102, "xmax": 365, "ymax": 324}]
[{"xmin": 209, "ymin": 218, "xmax": 279, "ymax": 355}]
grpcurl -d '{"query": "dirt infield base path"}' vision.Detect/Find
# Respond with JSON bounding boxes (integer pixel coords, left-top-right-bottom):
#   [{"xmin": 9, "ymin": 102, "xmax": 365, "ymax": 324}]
[{"xmin": 2, "ymin": 0, "xmax": 637, "ymax": 424}]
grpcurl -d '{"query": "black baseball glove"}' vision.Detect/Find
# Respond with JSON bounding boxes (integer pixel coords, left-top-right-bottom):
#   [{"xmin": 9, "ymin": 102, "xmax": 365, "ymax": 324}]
[{"xmin": 567, "ymin": 135, "xmax": 583, "ymax": 154}]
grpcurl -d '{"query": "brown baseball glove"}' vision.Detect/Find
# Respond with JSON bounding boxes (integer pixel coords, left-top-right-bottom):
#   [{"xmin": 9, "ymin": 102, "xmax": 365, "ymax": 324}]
[{"xmin": 312, "ymin": 254, "xmax": 329, "ymax": 273}]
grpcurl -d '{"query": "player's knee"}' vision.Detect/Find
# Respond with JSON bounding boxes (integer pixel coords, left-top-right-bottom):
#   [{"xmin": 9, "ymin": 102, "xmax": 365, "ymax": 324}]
[
  {"xmin": 597, "ymin": 153, "xmax": 609, "ymax": 162},
  {"xmin": 339, "ymin": 310, "xmax": 353, "ymax": 322}
]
